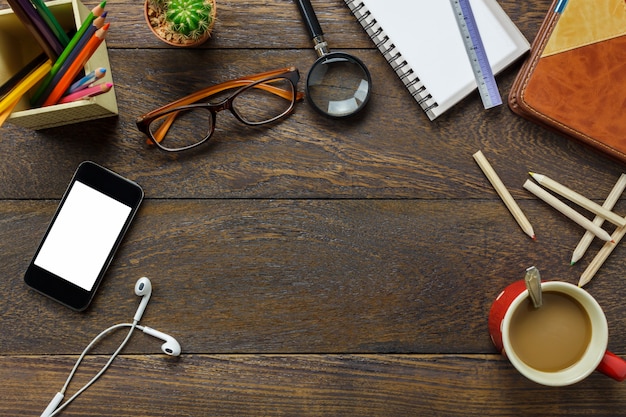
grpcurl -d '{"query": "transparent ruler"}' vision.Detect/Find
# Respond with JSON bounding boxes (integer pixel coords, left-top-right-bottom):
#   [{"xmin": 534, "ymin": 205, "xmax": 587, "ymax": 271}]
[{"xmin": 450, "ymin": 0, "xmax": 502, "ymax": 109}]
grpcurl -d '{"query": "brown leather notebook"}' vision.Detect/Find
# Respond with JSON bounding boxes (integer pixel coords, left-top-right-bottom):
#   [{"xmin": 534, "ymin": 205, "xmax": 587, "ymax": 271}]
[{"xmin": 509, "ymin": 0, "xmax": 626, "ymax": 163}]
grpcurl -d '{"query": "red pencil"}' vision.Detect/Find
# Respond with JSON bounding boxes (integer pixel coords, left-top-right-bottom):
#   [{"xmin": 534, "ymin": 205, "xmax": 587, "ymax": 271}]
[
  {"xmin": 59, "ymin": 82, "xmax": 113, "ymax": 104},
  {"xmin": 42, "ymin": 24, "xmax": 110, "ymax": 107}
]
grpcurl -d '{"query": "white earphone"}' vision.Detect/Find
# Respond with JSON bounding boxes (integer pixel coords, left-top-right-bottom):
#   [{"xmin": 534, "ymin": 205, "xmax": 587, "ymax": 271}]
[
  {"xmin": 132, "ymin": 277, "xmax": 181, "ymax": 356},
  {"xmin": 41, "ymin": 277, "xmax": 181, "ymax": 417},
  {"xmin": 134, "ymin": 276, "xmax": 152, "ymax": 322},
  {"xmin": 141, "ymin": 326, "xmax": 182, "ymax": 356}
]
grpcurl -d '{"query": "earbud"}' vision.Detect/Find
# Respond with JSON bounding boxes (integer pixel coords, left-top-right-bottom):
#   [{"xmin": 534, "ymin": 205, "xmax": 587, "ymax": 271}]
[
  {"xmin": 140, "ymin": 326, "xmax": 182, "ymax": 356},
  {"xmin": 132, "ymin": 277, "xmax": 181, "ymax": 356},
  {"xmin": 133, "ymin": 277, "xmax": 152, "ymax": 323}
]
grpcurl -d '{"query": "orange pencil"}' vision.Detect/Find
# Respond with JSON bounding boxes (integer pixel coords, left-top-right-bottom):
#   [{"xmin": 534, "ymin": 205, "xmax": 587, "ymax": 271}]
[{"xmin": 42, "ymin": 24, "xmax": 110, "ymax": 107}]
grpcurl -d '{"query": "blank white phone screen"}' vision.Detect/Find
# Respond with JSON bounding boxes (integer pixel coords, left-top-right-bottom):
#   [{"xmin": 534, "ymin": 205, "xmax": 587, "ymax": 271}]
[{"xmin": 34, "ymin": 181, "xmax": 132, "ymax": 291}]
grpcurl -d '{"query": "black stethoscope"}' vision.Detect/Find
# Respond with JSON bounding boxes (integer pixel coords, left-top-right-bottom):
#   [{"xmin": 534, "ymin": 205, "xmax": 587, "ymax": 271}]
[{"xmin": 295, "ymin": 0, "xmax": 372, "ymax": 118}]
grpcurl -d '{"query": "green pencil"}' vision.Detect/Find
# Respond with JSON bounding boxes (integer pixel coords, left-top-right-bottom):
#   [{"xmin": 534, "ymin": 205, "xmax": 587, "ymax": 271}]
[
  {"xmin": 31, "ymin": 0, "xmax": 70, "ymax": 46},
  {"xmin": 30, "ymin": 1, "xmax": 107, "ymax": 106}
]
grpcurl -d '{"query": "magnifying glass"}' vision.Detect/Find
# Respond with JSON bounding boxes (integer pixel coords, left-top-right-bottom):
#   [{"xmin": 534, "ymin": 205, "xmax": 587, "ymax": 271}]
[{"xmin": 295, "ymin": 0, "xmax": 372, "ymax": 118}]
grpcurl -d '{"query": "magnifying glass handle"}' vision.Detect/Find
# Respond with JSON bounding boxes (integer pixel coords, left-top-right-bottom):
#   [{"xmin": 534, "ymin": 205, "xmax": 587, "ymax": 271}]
[
  {"xmin": 295, "ymin": 0, "xmax": 323, "ymax": 38},
  {"xmin": 295, "ymin": 0, "xmax": 329, "ymax": 57}
]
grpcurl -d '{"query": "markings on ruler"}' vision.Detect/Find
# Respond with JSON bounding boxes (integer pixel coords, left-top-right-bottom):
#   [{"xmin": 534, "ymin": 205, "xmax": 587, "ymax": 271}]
[{"xmin": 450, "ymin": 0, "xmax": 502, "ymax": 109}]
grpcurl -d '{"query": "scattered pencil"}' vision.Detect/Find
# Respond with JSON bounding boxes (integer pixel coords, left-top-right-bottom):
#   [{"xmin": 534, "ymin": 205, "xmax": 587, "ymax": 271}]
[
  {"xmin": 578, "ymin": 220, "xmax": 626, "ymax": 287},
  {"xmin": 571, "ymin": 174, "xmax": 626, "ymax": 265},
  {"xmin": 473, "ymin": 150, "xmax": 535, "ymax": 239},
  {"xmin": 529, "ymin": 172, "xmax": 626, "ymax": 227},
  {"xmin": 523, "ymin": 179, "xmax": 614, "ymax": 243}
]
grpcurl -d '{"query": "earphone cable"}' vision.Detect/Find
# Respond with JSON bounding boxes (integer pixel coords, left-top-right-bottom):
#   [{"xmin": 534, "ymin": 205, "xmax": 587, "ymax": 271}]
[{"xmin": 47, "ymin": 322, "xmax": 138, "ymax": 417}]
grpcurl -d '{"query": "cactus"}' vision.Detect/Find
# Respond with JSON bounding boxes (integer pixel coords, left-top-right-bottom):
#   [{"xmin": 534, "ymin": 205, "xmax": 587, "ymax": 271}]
[
  {"xmin": 146, "ymin": 0, "xmax": 215, "ymax": 45},
  {"xmin": 166, "ymin": 0, "xmax": 214, "ymax": 39}
]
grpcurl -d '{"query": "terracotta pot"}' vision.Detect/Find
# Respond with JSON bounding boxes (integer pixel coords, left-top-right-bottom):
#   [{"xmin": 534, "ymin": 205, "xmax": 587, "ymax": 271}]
[{"xmin": 144, "ymin": 0, "xmax": 216, "ymax": 47}]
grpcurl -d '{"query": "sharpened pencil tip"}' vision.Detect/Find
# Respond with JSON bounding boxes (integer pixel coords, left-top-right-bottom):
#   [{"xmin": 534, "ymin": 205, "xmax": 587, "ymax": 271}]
[
  {"xmin": 570, "ymin": 261, "xmax": 575, "ymax": 266},
  {"xmin": 531, "ymin": 235, "xmax": 536, "ymax": 240},
  {"xmin": 528, "ymin": 172, "xmax": 535, "ymax": 176},
  {"xmin": 611, "ymin": 239, "xmax": 616, "ymax": 243}
]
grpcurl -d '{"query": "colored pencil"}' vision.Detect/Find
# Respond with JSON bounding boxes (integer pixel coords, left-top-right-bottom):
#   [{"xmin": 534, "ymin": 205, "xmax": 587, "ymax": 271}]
[
  {"xmin": 30, "ymin": 1, "xmax": 107, "ymax": 106},
  {"xmin": 6, "ymin": 0, "xmax": 64, "ymax": 60},
  {"xmin": 529, "ymin": 172, "xmax": 626, "ymax": 227},
  {"xmin": 571, "ymin": 174, "xmax": 626, "ymax": 264},
  {"xmin": 0, "ymin": 52, "xmax": 47, "ymax": 99},
  {"xmin": 31, "ymin": 0, "xmax": 70, "ymax": 46},
  {"xmin": 0, "ymin": 59, "xmax": 52, "ymax": 114},
  {"xmin": 523, "ymin": 179, "xmax": 614, "ymax": 242},
  {"xmin": 473, "ymin": 150, "xmax": 535, "ymax": 239},
  {"xmin": 31, "ymin": 22, "xmax": 96, "ymax": 106},
  {"xmin": 578, "ymin": 220, "xmax": 626, "ymax": 287},
  {"xmin": 42, "ymin": 24, "xmax": 109, "ymax": 106},
  {"xmin": 0, "ymin": 98, "xmax": 20, "ymax": 128},
  {"xmin": 59, "ymin": 82, "xmax": 112, "ymax": 103},
  {"xmin": 68, "ymin": 67, "xmax": 106, "ymax": 93}
]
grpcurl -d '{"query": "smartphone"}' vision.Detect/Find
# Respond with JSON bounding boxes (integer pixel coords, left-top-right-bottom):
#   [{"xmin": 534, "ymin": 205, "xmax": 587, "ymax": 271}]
[{"xmin": 24, "ymin": 161, "xmax": 144, "ymax": 311}]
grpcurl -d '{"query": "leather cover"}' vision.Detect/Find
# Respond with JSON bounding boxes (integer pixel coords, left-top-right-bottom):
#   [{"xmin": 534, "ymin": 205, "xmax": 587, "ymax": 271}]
[{"xmin": 509, "ymin": 0, "xmax": 626, "ymax": 163}]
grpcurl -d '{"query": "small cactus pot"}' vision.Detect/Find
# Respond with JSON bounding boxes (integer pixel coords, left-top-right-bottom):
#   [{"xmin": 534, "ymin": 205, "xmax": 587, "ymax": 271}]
[{"xmin": 144, "ymin": 0, "xmax": 216, "ymax": 47}]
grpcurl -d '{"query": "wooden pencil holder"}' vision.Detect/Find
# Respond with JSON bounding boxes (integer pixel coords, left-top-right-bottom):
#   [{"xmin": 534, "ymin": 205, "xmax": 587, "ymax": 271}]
[{"xmin": 0, "ymin": 0, "xmax": 117, "ymax": 129}]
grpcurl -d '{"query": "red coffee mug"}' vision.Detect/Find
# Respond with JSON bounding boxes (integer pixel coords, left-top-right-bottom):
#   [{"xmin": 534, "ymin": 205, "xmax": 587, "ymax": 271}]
[{"xmin": 489, "ymin": 280, "xmax": 626, "ymax": 386}]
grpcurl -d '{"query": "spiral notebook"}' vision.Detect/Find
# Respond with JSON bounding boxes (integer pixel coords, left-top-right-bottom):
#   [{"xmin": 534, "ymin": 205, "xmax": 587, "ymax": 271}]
[{"xmin": 344, "ymin": 0, "xmax": 529, "ymax": 120}]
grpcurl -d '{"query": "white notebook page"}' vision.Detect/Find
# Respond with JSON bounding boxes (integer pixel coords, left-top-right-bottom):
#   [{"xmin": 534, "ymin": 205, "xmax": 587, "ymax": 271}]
[{"xmin": 361, "ymin": 0, "xmax": 528, "ymax": 118}]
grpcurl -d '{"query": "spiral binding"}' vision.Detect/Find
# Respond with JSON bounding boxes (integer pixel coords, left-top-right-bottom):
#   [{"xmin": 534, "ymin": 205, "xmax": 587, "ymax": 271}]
[{"xmin": 344, "ymin": 0, "xmax": 439, "ymax": 117}]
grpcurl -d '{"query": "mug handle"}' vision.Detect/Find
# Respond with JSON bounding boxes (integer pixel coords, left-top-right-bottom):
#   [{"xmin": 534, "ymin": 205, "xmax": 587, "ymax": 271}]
[{"xmin": 597, "ymin": 351, "xmax": 626, "ymax": 382}]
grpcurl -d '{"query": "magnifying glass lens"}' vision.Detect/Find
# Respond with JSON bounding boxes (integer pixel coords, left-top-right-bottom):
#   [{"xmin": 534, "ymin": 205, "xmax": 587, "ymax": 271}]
[{"xmin": 306, "ymin": 53, "xmax": 371, "ymax": 118}]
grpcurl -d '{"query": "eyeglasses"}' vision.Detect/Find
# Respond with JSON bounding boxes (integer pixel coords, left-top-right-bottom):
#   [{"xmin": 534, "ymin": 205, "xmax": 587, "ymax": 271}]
[{"xmin": 136, "ymin": 67, "xmax": 304, "ymax": 152}]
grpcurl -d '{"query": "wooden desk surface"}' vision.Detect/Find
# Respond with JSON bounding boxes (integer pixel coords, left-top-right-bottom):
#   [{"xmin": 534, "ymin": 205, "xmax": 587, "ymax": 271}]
[{"xmin": 2, "ymin": 0, "xmax": 626, "ymax": 415}]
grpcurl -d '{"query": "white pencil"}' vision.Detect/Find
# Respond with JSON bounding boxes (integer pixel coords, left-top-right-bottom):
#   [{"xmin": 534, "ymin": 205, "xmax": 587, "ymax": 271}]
[
  {"xmin": 579, "ymin": 221, "xmax": 626, "ymax": 287},
  {"xmin": 523, "ymin": 179, "xmax": 614, "ymax": 242},
  {"xmin": 571, "ymin": 174, "xmax": 626, "ymax": 264},
  {"xmin": 529, "ymin": 172, "xmax": 626, "ymax": 227},
  {"xmin": 473, "ymin": 151, "xmax": 535, "ymax": 239}
]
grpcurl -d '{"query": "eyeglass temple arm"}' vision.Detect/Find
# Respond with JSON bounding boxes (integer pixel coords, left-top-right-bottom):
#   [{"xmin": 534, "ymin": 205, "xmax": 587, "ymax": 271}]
[{"xmin": 142, "ymin": 67, "xmax": 303, "ymax": 118}]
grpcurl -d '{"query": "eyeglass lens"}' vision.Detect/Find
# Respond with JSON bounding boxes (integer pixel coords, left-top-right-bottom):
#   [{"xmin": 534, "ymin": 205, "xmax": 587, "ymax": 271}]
[{"xmin": 148, "ymin": 77, "xmax": 295, "ymax": 151}]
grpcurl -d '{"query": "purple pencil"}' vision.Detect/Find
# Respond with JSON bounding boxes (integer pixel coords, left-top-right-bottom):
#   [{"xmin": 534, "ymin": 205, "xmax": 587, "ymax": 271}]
[{"xmin": 6, "ymin": 0, "xmax": 64, "ymax": 60}]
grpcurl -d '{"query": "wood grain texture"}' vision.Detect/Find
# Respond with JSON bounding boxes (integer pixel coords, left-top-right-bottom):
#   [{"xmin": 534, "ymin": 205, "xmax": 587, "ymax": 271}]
[
  {"xmin": 2, "ymin": 199, "xmax": 625, "ymax": 355},
  {"xmin": 3, "ymin": 354, "xmax": 626, "ymax": 417},
  {"xmin": 1, "ymin": 0, "xmax": 626, "ymax": 415}
]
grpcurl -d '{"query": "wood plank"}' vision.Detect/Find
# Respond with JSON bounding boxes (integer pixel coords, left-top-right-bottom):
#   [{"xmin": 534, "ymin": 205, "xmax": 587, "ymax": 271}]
[
  {"xmin": 2, "ymin": 47, "xmax": 625, "ymax": 200},
  {"xmin": 0, "ymin": 0, "xmax": 556, "ymax": 49},
  {"xmin": 2, "ymin": 354, "xmax": 625, "ymax": 416},
  {"xmin": 2, "ymin": 0, "xmax": 626, "ymax": 415},
  {"xmin": 3, "ymin": 199, "xmax": 625, "ymax": 355}
]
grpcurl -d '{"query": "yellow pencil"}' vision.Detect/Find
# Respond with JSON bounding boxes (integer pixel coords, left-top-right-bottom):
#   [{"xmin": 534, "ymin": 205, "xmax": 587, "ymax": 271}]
[
  {"xmin": 473, "ymin": 150, "xmax": 535, "ymax": 239},
  {"xmin": 0, "ymin": 98, "xmax": 20, "ymax": 128},
  {"xmin": 0, "ymin": 59, "xmax": 52, "ymax": 114}
]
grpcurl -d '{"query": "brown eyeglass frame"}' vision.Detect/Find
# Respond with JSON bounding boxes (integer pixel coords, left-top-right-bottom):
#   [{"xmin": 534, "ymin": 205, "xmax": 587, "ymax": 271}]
[{"xmin": 136, "ymin": 67, "xmax": 305, "ymax": 152}]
